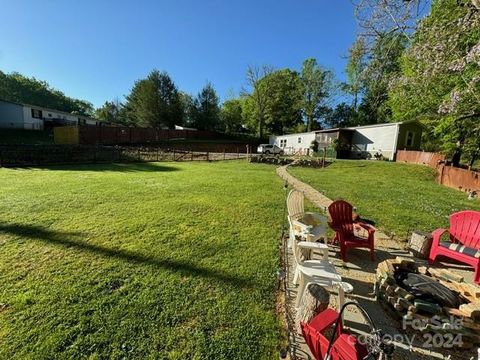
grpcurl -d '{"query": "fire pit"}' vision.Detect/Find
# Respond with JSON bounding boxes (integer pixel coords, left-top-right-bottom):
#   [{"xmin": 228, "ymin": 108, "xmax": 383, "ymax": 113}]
[{"xmin": 375, "ymin": 257, "xmax": 480, "ymax": 349}]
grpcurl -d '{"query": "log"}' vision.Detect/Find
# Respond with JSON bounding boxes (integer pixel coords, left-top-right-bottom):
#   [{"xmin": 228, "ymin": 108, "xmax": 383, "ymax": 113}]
[
  {"xmin": 414, "ymin": 299, "xmax": 442, "ymax": 315},
  {"xmin": 428, "ymin": 268, "xmax": 464, "ymax": 283},
  {"xmin": 385, "ymin": 285, "xmax": 395, "ymax": 296},
  {"xmin": 459, "ymin": 303, "xmax": 480, "ymax": 321},
  {"xmin": 408, "ymin": 231, "xmax": 432, "ymax": 259},
  {"xmin": 396, "ymin": 297, "xmax": 413, "ymax": 310},
  {"xmin": 394, "ymin": 286, "xmax": 414, "ymax": 301},
  {"xmin": 418, "ymin": 266, "xmax": 428, "ymax": 275}
]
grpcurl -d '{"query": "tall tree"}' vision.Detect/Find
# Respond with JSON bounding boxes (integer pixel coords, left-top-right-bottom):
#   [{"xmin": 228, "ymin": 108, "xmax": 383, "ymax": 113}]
[
  {"xmin": 353, "ymin": 0, "xmax": 428, "ymax": 48},
  {"xmin": 389, "ymin": 0, "xmax": 480, "ymax": 166},
  {"xmin": 244, "ymin": 65, "xmax": 274, "ymax": 137},
  {"xmin": 124, "ymin": 70, "xmax": 183, "ymax": 128},
  {"xmin": 261, "ymin": 69, "xmax": 304, "ymax": 134},
  {"xmin": 323, "ymin": 103, "xmax": 356, "ymax": 129},
  {"xmin": 95, "ymin": 99, "xmax": 122, "ymax": 123},
  {"xmin": 300, "ymin": 58, "xmax": 334, "ymax": 131},
  {"xmin": 179, "ymin": 92, "xmax": 195, "ymax": 126},
  {"xmin": 191, "ymin": 82, "xmax": 220, "ymax": 131},
  {"xmin": 357, "ymin": 32, "xmax": 408, "ymax": 124},
  {"xmin": 220, "ymin": 99, "xmax": 243, "ymax": 134},
  {"xmin": 345, "ymin": 37, "xmax": 367, "ymax": 110}
]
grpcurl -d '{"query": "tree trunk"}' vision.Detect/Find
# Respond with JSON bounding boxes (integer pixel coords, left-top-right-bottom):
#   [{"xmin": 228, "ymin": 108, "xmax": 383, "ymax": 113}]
[
  {"xmin": 469, "ymin": 149, "xmax": 479, "ymax": 168},
  {"xmin": 451, "ymin": 149, "xmax": 462, "ymax": 167},
  {"xmin": 258, "ymin": 116, "xmax": 263, "ymax": 138}
]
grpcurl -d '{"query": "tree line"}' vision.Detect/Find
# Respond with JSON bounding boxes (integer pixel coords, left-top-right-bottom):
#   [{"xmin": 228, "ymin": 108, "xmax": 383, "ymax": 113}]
[
  {"xmin": 95, "ymin": 59, "xmax": 335, "ymax": 137},
  {"xmin": 0, "ymin": 71, "xmax": 94, "ymax": 116}
]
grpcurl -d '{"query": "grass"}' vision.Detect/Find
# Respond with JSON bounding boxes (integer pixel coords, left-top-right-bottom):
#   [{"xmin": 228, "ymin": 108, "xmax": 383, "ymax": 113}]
[
  {"xmin": 289, "ymin": 160, "xmax": 480, "ymax": 240},
  {"xmin": 0, "ymin": 161, "xmax": 285, "ymax": 359}
]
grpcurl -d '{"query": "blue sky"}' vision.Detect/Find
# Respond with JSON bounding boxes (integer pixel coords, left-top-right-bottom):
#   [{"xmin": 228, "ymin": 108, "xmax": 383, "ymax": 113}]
[{"xmin": 0, "ymin": 1, "xmax": 358, "ymax": 108}]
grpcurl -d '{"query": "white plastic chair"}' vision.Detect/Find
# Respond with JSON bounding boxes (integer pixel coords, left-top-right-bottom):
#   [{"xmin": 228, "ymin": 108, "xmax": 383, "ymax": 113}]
[
  {"xmin": 292, "ymin": 236, "xmax": 353, "ymax": 308},
  {"xmin": 287, "ymin": 189, "xmax": 327, "ymax": 248}
]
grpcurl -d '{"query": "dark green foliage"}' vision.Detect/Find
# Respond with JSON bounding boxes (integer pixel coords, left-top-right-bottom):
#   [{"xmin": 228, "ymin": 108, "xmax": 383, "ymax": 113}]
[
  {"xmin": 179, "ymin": 92, "xmax": 195, "ymax": 127},
  {"xmin": 300, "ymin": 59, "xmax": 334, "ymax": 131},
  {"xmin": 345, "ymin": 37, "xmax": 367, "ymax": 110},
  {"xmin": 220, "ymin": 99, "xmax": 243, "ymax": 134},
  {"xmin": 191, "ymin": 82, "xmax": 220, "ymax": 131},
  {"xmin": 260, "ymin": 69, "xmax": 303, "ymax": 134},
  {"xmin": 323, "ymin": 102, "xmax": 356, "ymax": 128},
  {"xmin": 0, "ymin": 71, "xmax": 94, "ymax": 116},
  {"xmin": 95, "ymin": 100, "xmax": 122, "ymax": 124},
  {"xmin": 124, "ymin": 70, "xmax": 183, "ymax": 129}
]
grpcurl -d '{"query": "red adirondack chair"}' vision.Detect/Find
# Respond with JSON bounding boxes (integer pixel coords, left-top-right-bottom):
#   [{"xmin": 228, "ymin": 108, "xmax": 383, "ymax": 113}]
[
  {"xmin": 328, "ymin": 200, "xmax": 375, "ymax": 262},
  {"xmin": 301, "ymin": 308, "xmax": 368, "ymax": 360},
  {"xmin": 429, "ymin": 211, "xmax": 480, "ymax": 283}
]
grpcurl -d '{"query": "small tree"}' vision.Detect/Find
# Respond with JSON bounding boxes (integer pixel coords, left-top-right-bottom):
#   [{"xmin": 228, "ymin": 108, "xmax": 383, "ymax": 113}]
[{"xmin": 191, "ymin": 82, "xmax": 220, "ymax": 131}]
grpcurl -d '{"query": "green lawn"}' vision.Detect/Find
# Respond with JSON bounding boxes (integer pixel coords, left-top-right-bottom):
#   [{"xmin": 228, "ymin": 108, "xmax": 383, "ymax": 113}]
[
  {"xmin": 0, "ymin": 161, "xmax": 284, "ymax": 359},
  {"xmin": 289, "ymin": 160, "xmax": 480, "ymax": 240}
]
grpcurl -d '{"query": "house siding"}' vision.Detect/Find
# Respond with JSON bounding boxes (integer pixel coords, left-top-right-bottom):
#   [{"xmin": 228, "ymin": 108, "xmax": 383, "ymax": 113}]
[
  {"xmin": 350, "ymin": 124, "xmax": 398, "ymax": 160},
  {"xmin": 0, "ymin": 101, "xmax": 24, "ymax": 129},
  {"xmin": 269, "ymin": 132, "xmax": 316, "ymax": 155}
]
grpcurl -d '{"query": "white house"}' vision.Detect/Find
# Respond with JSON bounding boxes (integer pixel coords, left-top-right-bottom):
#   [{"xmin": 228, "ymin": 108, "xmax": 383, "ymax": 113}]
[
  {"xmin": 0, "ymin": 99, "xmax": 100, "ymax": 130},
  {"xmin": 269, "ymin": 121, "xmax": 423, "ymax": 160},
  {"xmin": 268, "ymin": 131, "xmax": 317, "ymax": 155}
]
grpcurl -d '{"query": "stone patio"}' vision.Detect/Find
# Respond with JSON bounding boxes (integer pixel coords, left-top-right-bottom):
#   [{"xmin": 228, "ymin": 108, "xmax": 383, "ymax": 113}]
[{"xmin": 278, "ymin": 164, "xmax": 478, "ymax": 360}]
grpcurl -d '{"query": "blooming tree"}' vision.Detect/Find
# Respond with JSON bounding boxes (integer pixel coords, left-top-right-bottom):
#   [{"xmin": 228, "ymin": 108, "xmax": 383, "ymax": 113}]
[{"xmin": 389, "ymin": 0, "xmax": 480, "ymax": 166}]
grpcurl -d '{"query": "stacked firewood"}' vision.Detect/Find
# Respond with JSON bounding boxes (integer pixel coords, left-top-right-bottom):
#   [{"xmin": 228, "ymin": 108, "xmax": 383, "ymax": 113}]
[{"xmin": 375, "ymin": 257, "xmax": 480, "ymax": 348}]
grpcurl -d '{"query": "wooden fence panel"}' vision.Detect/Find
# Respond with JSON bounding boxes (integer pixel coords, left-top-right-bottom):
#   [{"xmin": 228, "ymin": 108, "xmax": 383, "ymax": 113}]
[
  {"xmin": 396, "ymin": 150, "xmax": 479, "ymax": 193},
  {"xmin": 396, "ymin": 150, "xmax": 446, "ymax": 168},
  {"xmin": 439, "ymin": 165, "xmax": 480, "ymax": 192}
]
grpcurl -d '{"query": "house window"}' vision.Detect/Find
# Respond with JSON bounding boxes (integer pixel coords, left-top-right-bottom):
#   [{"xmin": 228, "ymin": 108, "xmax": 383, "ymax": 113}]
[
  {"xmin": 405, "ymin": 131, "xmax": 415, "ymax": 147},
  {"xmin": 31, "ymin": 109, "xmax": 43, "ymax": 119},
  {"xmin": 298, "ymin": 137, "xmax": 302, "ymax": 144},
  {"xmin": 280, "ymin": 139, "xmax": 287, "ymax": 148}
]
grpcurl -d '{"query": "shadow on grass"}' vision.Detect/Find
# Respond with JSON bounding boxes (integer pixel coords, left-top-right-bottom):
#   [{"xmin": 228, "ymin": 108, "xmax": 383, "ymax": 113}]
[
  {"xmin": 0, "ymin": 223, "xmax": 254, "ymax": 289},
  {"xmin": 11, "ymin": 162, "xmax": 180, "ymax": 172}
]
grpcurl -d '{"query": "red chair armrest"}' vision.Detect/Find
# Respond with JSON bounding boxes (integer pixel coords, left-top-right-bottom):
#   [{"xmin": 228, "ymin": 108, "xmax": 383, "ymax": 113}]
[
  {"xmin": 357, "ymin": 222, "xmax": 376, "ymax": 235},
  {"xmin": 432, "ymin": 228, "xmax": 448, "ymax": 245}
]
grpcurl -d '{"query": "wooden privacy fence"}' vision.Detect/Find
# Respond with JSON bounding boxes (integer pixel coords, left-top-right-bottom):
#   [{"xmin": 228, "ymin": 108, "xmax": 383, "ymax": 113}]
[
  {"xmin": 438, "ymin": 165, "xmax": 480, "ymax": 192},
  {"xmin": 0, "ymin": 145, "xmax": 248, "ymax": 167},
  {"xmin": 396, "ymin": 150, "xmax": 480, "ymax": 193},
  {"xmin": 396, "ymin": 150, "xmax": 446, "ymax": 168},
  {"xmin": 54, "ymin": 126, "xmax": 238, "ymax": 145}
]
